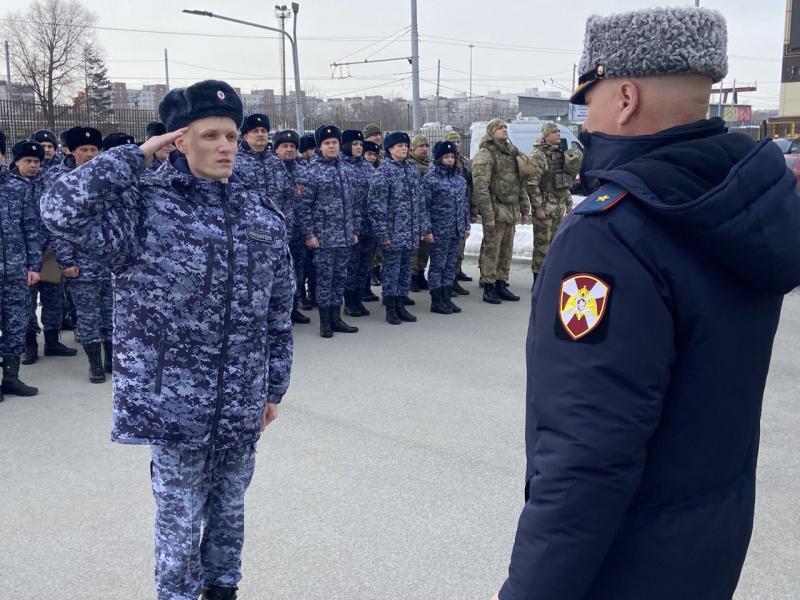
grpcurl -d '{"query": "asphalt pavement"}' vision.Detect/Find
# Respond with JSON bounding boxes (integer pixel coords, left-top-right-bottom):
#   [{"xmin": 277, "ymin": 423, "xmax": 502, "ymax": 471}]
[{"xmin": 1, "ymin": 259, "xmax": 798, "ymax": 599}]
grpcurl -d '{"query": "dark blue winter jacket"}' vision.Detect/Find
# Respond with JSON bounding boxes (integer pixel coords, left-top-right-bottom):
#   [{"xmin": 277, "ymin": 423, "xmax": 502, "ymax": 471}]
[
  {"xmin": 342, "ymin": 154, "xmax": 375, "ymax": 237},
  {"xmin": 500, "ymin": 119, "xmax": 800, "ymax": 600},
  {"xmin": 369, "ymin": 157, "xmax": 430, "ymax": 249},
  {"xmin": 421, "ymin": 163, "xmax": 470, "ymax": 239},
  {"xmin": 41, "ymin": 145, "xmax": 294, "ymax": 450},
  {"xmin": 0, "ymin": 166, "xmax": 41, "ymax": 281}
]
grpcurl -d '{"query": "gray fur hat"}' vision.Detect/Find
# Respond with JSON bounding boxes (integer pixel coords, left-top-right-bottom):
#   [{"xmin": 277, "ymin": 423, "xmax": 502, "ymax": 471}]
[{"xmin": 571, "ymin": 7, "xmax": 728, "ymax": 105}]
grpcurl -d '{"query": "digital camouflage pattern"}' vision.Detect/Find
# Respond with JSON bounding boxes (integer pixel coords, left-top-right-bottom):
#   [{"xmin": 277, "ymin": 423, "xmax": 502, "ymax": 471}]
[
  {"xmin": 27, "ymin": 282, "xmax": 64, "ymax": 332},
  {"xmin": 381, "ymin": 247, "xmax": 414, "ymax": 298},
  {"xmin": 428, "ymin": 236, "xmax": 461, "ymax": 291},
  {"xmin": 313, "ymin": 247, "xmax": 350, "ymax": 308},
  {"xmin": 150, "ymin": 442, "xmax": 256, "ymax": 599},
  {"xmin": 0, "ymin": 283, "xmax": 32, "ymax": 356},
  {"xmin": 233, "ymin": 140, "xmax": 292, "ymax": 222},
  {"xmin": 342, "ymin": 154, "xmax": 376, "ymax": 293},
  {"xmin": 369, "ymin": 157, "xmax": 430, "ymax": 249},
  {"xmin": 68, "ymin": 279, "xmax": 113, "ymax": 344},
  {"xmin": 41, "ymin": 145, "xmax": 294, "ymax": 449}
]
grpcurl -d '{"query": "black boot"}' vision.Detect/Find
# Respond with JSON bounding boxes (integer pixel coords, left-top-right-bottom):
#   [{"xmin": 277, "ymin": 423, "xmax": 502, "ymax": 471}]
[
  {"xmin": 291, "ymin": 298, "xmax": 311, "ymax": 324},
  {"xmin": 202, "ymin": 586, "xmax": 238, "ymax": 600},
  {"xmin": 2, "ymin": 355, "xmax": 39, "ymax": 396},
  {"xmin": 396, "ymin": 298, "xmax": 418, "ymax": 322},
  {"xmin": 353, "ymin": 292, "xmax": 370, "ymax": 316},
  {"xmin": 430, "ymin": 288, "xmax": 452, "ymax": 315},
  {"xmin": 84, "ymin": 342, "xmax": 106, "ymax": 383},
  {"xmin": 61, "ymin": 314, "xmax": 76, "ymax": 331},
  {"xmin": 385, "ymin": 296, "xmax": 401, "ymax": 325},
  {"xmin": 451, "ymin": 279, "xmax": 470, "ymax": 296},
  {"xmin": 299, "ymin": 286, "xmax": 313, "ymax": 311},
  {"xmin": 361, "ymin": 282, "xmax": 379, "ymax": 302},
  {"xmin": 44, "ymin": 329, "xmax": 78, "ymax": 357},
  {"xmin": 456, "ymin": 269, "xmax": 473, "ymax": 282},
  {"xmin": 330, "ymin": 305, "xmax": 359, "ymax": 333},
  {"xmin": 22, "ymin": 331, "xmax": 39, "ymax": 365},
  {"xmin": 319, "ymin": 306, "xmax": 333, "ymax": 338},
  {"xmin": 103, "ymin": 341, "xmax": 113, "ymax": 373},
  {"xmin": 483, "ymin": 284, "xmax": 502, "ymax": 304},
  {"xmin": 371, "ymin": 265, "xmax": 382, "ymax": 286},
  {"xmin": 496, "ymin": 280, "xmax": 521, "ymax": 301},
  {"xmin": 402, "ymin": 295, "xmax": 416, "ymax": 306},
  {"xmin": 410, "ymin": 273, "xmax": 421, "ymax": 292},
  {"xmin": 445, "ymin": 286, "xmax": 462, "ymax": 313},
  {"xmin": 417, "ymin": 270, "xmax": 430, "ymax": 290},
  {"xmin": 343, "ymin": 290, "xmax": 362, "ymax": 317}
]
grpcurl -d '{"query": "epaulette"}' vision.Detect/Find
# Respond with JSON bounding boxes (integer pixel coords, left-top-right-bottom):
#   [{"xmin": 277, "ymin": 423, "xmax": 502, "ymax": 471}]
[{"xmin": 575, "ymin": 182, "xmax": 628, "ymax": 215}]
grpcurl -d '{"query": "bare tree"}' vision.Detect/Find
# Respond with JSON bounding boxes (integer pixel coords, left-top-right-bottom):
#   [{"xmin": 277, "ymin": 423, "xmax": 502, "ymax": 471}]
[{"xmin": 2, "ymin": 0, "xmax": 97, "ymax": 127}]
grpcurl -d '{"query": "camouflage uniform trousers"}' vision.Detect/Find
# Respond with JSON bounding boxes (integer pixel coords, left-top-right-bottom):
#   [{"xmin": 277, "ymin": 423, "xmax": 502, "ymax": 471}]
[
  {"xmin": 531, "ymin": 213, "xmax": 566, "ymax": 273},
  {"xmin": 313, "ymin": 247, "xmax": 350, "ymax": 308},
  {"xmin": 455, "ymin": 237, "xmax": 467, "ymax": 273},
  {"xmin": 412, "ymin": 241, "xmax": 430, "ymax": 275},
  {"xmin": 63, "ymin": 284, "xmax": 76, "ymax": 322},
  {"xmin": 346, "ymin": 234, "xmax": 377, "ymax": 293},
  {"xmin": 381, "ymin": 246, "xmax": 413, "ymax": 297},
  {"xmin": 303, "ymin": 247, "xmax": 316, "ymax": 302},
  {"xmin": 150, "ymin": 442, "xmax": 257, "ymax": 600},
  {"xmin": 68, "ymin": 279, "xmax": 113, "ymax": 344},
  {"xmin": 27, "ymin": 282, "xmax": 65, "ymax": 333},
  {"xmin": 479, "ymin": 222, "xmax": 515, "ymax": 285},
  {"xmin": 427, "ymin": 236, "xmax": 461, "ymax": 290},
  {"xmin": 289, "ymin": 243, "xmax": 306, "ymax": 298},
  {"xmin": 0, "ymin": 281, "xmax": 32, "ymax": 356}
]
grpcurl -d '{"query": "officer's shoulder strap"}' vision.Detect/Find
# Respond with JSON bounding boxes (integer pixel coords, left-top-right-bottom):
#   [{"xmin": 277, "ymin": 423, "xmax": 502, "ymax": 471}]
[{"xmin": 574, "ymin": 182, "xmax": 629, "ymax": 216}]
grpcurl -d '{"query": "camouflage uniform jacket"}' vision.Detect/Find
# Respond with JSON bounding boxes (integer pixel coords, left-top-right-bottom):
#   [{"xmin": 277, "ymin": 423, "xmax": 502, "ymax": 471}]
[
  {"xmin": 472, "ymin": 136, "xmax": 530, "ymax": 224},
  {"xmin": 234, "ymin": 140, "xmax": 289, "ymax": 216},
  {"xmin": 11, "ymin": 167, "xmax": 50, "ymax": 248},
  {"xmin": 528, "ymin": 142, "xmax": 582, "ymax": 215},
  {"xmin": 280, "ymin": 158, "xmax": 307, "ymax": 246},
  {"xmin": 421, "ymin": 163, "xmax": 470, "ymax": 239},
  {"xmin": 0, "ymin": 166, "xmax": 42, "ymax": 281},
  {"xmin": 43, "ymin": 154, "xmax": 76, "ymax": 187},
  {"xmin": 408, "ymin": 152, "xmax": 432, "ymax": 175},
  {"xmin": 39, "ymin": 153, "xmax": 63, "ymax": 177},
  {"xmin": 455, "ymin": 153, "xmax": 476, "ymax": 220},
  {"xmin": 369, "ymin": 157, "xmax": 431, "ymax": 249},
  {"xmin": 341, "ymin": 154, "xmax": 375, "ymax": 237},
  {"xmin": 41, "ymin": 145, "xmax": 294, "ymax": 449},
  {"xmin": 296, "ymin": 152, "xmax": 360, "ymax": 248}
]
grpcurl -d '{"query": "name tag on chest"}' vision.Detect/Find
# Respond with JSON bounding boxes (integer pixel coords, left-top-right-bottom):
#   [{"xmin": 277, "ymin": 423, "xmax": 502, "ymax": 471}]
[{"xmin": 247, "ymin": 228, "xmax": 278, "ymax": 244}]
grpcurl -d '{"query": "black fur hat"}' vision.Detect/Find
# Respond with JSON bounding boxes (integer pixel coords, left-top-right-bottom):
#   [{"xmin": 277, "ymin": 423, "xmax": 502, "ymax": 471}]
[
  {"xmin": 102, "ymin": 132, "xmax": 136, "ymax": 151},
  {"xmin": 273, "ymin": 129, "xmax": 300, "ymax": 148},
  {"xmin": 383, "ymin": 131, "xmax": 411, "ymax": 152},
  {"xmin": 315, "ymin": 124, "xmax": 342, "ymax": 146},
  {"xmin": 159, "ymin": 80, "xmax": 244, "ymax": 132},
  {"xmin": 433, "ymin": 140, "xmax": 458, "ymax": 161},
  {"xmin": 342, "ymin": 129, "xmax": 364, "ymax": 146},
  {"xmin": 299, "ymin": 134, "xmax": 316, "ymax": 153},
  {"xmin": 146, "ymin": 121, "xmax": 167, "ymax": 138},
  {"xmin": 12, "ymin": 139, "xmax": 45, "ymax": 163},
  {"xmin": 31, "ymin": 129, "xmax": 57, "ymax": 146},
  {"xmin": 63, "ymin": 126, "xmax": 103, "ymax": 151},
  {"xmin": 363, "ymin": 140, "xmax": 381, "ymax": 155},
  {"xmin": 241, "ymin": 113, "xmax": 270, "ymax": 135}
]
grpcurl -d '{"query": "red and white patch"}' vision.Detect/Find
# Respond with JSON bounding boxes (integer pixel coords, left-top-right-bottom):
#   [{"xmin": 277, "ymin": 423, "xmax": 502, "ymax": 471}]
[{"xmin": 559, "ymin": 273, "xmax": 610, "ymax": 340}]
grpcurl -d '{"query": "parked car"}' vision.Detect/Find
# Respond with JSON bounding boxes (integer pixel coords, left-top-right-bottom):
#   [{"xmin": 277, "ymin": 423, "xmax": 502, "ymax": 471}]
[
  {"xmin": 784, "ymin": 154, "xmax": 800, "ymax": 191},
  {"xmin": 468, "ymin": 119, "xmax": 583, "ymax": 160},
  {"xmin": 774, "ymin": 137, "xmax": 800, "ymax": 154}
]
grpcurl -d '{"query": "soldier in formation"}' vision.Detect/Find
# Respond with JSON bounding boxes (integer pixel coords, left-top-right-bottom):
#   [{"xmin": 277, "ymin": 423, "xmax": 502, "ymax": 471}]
[
  {"xmin": 408, "ymin": 134, "xmax": 432, "ymax": 292},
  {"xmin": 444, "ymin": 130, "xmax": 473, "ymax": 295},
  {"xmin": 527, "ymin": 122, "xmax": 582, "ymax": 280}
]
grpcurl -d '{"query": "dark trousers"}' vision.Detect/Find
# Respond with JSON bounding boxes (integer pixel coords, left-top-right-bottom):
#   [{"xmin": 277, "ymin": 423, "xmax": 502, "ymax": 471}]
[
  {"xmin": 313, "ymin": 247, "xmax": 350, "ymax": 308},
  {"xmin": 346, "ymin": 235, "xmax": 377, "ymax": 292},
  {"xmin": 28, "ymin": 281, "xmax": 65, "ymax": 333},
  {"xmin": 289, "ymin": 243, "xmax": 306, "ymax": 298},
  {"xmin": 428, "ymin": 236, "xmax": 461, "ymax": 290},
  {"xmin": 381, "ymin": 246, "xmax": 414, "ymax": 297},
  {"xmin": 0, "ymin": 281, "xmax": 31, "ymax": 356},
  {"xmin": 69, "ymin": 278, "xmax": 113, "ymax": 345}
]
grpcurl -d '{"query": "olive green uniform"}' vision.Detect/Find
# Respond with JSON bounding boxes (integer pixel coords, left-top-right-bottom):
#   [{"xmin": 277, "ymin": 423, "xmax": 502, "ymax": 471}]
[{"xmin": 409, "ymin": 151, "xmax": 432, "ymax": 276}]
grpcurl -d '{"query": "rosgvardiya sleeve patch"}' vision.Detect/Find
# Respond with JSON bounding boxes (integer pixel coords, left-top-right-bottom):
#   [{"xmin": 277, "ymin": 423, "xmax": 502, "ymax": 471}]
[{"xmin": 558, "ymin": 273, "xmax": 611, "ymax": 341}]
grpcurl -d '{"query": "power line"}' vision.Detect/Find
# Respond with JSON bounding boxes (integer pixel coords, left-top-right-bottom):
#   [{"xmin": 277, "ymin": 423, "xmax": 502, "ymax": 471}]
[{"xmin": 333, "ymin": 25, "xmax": 410, "ymax": 63}]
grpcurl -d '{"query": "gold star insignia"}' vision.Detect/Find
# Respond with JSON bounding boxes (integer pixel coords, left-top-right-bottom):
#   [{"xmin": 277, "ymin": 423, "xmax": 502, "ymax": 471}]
[{"xmin": 597, "ymin": 194, "xmax": 610, "ymax": 202}]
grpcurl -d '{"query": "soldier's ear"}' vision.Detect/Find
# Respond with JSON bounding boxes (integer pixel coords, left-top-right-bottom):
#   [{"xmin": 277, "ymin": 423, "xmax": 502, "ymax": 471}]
[{"xmin": 174, "ymin": 132, "xmax": 188, "ymax": 155}]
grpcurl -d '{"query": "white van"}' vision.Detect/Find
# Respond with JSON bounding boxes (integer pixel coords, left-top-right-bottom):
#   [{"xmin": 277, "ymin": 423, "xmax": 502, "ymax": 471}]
[{"xmin": 469, "ymin": 119, "xmax": 583, "ymax": 160}]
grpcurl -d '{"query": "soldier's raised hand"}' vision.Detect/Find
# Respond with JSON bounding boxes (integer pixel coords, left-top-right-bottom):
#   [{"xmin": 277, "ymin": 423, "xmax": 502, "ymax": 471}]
[{"xmin": 139, "ymin": 128, "xmax": 188, "ymax": 165}]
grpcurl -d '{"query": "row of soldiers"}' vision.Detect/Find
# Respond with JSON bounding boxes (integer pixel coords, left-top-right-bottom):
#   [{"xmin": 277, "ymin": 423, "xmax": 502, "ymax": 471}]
[{"xmin": 0, "ymin": 112, "xmax": 581, "ymax": 393}]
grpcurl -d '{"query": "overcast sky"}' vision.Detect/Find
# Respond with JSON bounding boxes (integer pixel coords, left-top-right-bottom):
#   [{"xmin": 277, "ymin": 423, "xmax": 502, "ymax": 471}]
[{"xmin": 6, "ymin": 0, "xmax": 786, "ymax": 109}]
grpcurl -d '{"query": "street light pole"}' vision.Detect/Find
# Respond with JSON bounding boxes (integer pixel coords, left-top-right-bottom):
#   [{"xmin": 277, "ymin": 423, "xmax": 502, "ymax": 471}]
[
  {"xmin": 275, "ymin": 4, "xmax": 291, "ymax": 121},
  {"xmin": 183, "ymin": 8, "xmax": 305, "ymax": 133}
]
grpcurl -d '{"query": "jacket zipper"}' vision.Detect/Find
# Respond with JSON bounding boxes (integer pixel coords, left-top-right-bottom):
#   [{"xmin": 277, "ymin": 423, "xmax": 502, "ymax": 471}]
[{"xmin": 210, "ymin": 185, "xmax": 235, "ymax": 449}]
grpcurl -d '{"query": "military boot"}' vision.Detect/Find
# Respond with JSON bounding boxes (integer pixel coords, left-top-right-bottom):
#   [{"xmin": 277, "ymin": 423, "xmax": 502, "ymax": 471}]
[
  {"xmin": 456, "ymin": 268, "xmax": 473, "ymax": 282},
  {"xmin": 496, "ymin": 280, "xmax": 521, "ymax": 302},
  {"xmin": 451, "ymin": 279, "xmax": 470, "ymax": 296},
  {"xmin": 291, "ymin": 298, "xmax": 311, "ymax": 324},
  {"xmin": 385, "ymin": 296, "xmax": 401, "ymax": 325},
  {"xmin": 330, "ymin": 305, "xmax": 359, "ymax": 333},
  {"xmin": 319, "ymin": 306, "xmax": 333, "ymax": 338},
  {"xmin": 2, "ymin": 356, "xmax": 39, "ymax": 396},
  {"xmin": 417, "ymin": 270, "xmax": 430, "ymax": 290},
  {"xmin": 22, "ymin": 331, "xmax": 39, "ymax": 365},
  {"xmin": 371, "ymin": 265, "xmax": 382, "ymax": 286},
  {"xmin": 410, "ymin": 273, "xmax": 421, "ymax": 292},
  {"xmin": 202, "ymin": 586, "xmax": 238, "ymax": 600},
  {"xmin": 299, "ymin": 286, "xmax": 313, "ymax": 311},
  {"xmin": 430, "ymin": 288, "xmax": 452, "ymax": 315},
  {"xmin": 361, "ymin": 281, "xmax": 379, "ymax": 302},
  {"xmin": 61, "ymin": 313, "xmax": 76, "ymax": 331},
  {"xmin": 396, "ymin": 298, "xmax": 418, "ymax": 322},
  {"xmin": 103, "ymin": 341, "xmax": 113, "ymax": 373},
  {"xmin": 353, "ymin": 292, "xmax": 370, "ymax": 316},
  {"xmin": 445, "ymin": 286, "xmax": 462, "ymax": 314},
  {"xmin": 482, "ymin": 284, "xmax": 502, "ymax": 304},
  {"xmin": 84, "ymin": 342, "xmax": 106, "ymax": 383},
  {"xmin": 343, "ymin": 290, "xmax": 363, "ymax": 317},
  {"xmin": 44, "ymin": 329, "xmax": 78, "ymax": 357},
  {"xmin": 402, "ymin": 295, "xmax": 415, "ymax": 306}
]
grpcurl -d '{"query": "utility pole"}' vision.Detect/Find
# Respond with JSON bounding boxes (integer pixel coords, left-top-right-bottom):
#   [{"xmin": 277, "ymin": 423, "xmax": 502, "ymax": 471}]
[
  {"xmin": 572, "ymin": 63, "xmax": 577, "ymax": 95},
  {"xmin": 84, "ymin": 45, "xmax": 90, "ymax": 122},
  {"xmin": 468, "ymin": 44, "xmax": 474, "ymax": 125},
  {"xmin": 4, "ymin": 40, "xmax": 14, "ymax": 141},
  {"xmin": 435, "ymin": 59, "xmax": 440, "ymax": 123},
  {"xmin": 164, "ymin": 48, "xmax": 170, "ymax": 90},
  {"xmin": 410, "ymin": 0, "xmax": 421, "ymax": 132},
  {"xmin": 275, "ymin": 4, "xmax": 291, "ymax": 120}
]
